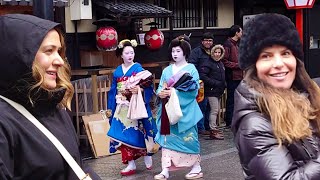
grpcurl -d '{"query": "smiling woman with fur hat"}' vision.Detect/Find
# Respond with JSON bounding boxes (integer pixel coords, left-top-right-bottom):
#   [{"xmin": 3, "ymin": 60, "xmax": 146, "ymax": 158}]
[{"xmin": 232, "ymin": 13, "xmax": 320, "ymax": 179}]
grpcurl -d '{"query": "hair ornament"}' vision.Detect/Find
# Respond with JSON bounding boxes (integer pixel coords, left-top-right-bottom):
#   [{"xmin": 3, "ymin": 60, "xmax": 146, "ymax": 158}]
[
  {"xmin": 118, "ymin": 39, "xmax": 138, "ymax": 49},
  {"xmin": 177, "ymin": 33, "xmax": 192, "ymax": 42}
]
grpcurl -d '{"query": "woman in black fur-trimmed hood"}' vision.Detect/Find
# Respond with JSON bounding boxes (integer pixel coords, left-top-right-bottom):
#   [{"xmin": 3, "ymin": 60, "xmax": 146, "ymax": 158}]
[
  {"xmin": 0, "ymin": 14, "xmax": 100, "ymax": 179},
  {"xmin": 232, "ymin": 13, "xmax": 320, "ymax": 179}
]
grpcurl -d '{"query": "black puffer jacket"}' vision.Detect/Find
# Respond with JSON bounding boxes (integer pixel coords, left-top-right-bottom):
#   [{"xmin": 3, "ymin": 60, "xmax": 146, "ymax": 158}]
[
  {"xmin": 198, "ymin": 45, "xmax": 226, "ymax": 97},
  {"xmin": 232, "ymin": 81, "xmax": 320, "ymax": 180}
]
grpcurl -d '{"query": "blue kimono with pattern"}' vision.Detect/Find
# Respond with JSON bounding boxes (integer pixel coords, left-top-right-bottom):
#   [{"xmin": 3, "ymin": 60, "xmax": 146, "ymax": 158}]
[
  {"xmin": 155, "ymin": 63, "xmax": 203, "ymax": 154},
  {"xmin": 107, "ymin": 63, "xmax": 157, "ymax": 153}
]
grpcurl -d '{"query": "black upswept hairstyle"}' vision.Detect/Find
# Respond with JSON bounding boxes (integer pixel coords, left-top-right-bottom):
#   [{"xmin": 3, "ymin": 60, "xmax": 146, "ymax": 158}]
[
  {"xmin": 168, "ymin": 35, "xmax": 192, "ymax": 59},
  {"xmin": 228, "ymin": 25, "xmax": 242, "ymax": 37}
]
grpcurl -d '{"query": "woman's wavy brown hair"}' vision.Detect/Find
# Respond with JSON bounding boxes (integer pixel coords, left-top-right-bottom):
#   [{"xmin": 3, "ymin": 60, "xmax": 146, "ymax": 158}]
[
  {"xmin": 31, "ymin": 27, "xmax": 74, "ymax": 110},
  {"xmin": 244, "ymin": 59, "xmax": 320, "ymax": 145}
]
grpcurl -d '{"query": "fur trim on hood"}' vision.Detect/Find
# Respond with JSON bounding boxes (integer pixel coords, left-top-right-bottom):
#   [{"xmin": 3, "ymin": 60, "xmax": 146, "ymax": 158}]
[{"xmin": 210, "ymin": 44, "xmax": 225, "ymax": 61}]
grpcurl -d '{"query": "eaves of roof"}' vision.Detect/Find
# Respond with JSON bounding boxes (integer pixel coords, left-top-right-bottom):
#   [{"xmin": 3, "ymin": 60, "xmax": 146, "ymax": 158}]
[{"xmin": 93, "ymin": 0, "xmax": 173, "ymax": 19}]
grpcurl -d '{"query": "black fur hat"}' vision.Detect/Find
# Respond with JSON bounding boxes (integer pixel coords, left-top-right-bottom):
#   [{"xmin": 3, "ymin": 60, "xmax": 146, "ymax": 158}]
[{"xmin": 239, "ymin": 13, "xmax": 303, "ymax": 70}]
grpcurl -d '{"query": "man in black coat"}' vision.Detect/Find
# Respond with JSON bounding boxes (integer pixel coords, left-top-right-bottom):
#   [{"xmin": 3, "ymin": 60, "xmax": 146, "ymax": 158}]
[{"xmin": 189, "ymin": 32, "xmax": 215, "ymax": 135}]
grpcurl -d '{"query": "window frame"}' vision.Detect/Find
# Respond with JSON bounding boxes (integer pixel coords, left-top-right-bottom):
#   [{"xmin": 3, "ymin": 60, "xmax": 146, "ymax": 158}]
[{"xmin": 153, "ymin": 0, "xmax": 217, "ymax": 30}]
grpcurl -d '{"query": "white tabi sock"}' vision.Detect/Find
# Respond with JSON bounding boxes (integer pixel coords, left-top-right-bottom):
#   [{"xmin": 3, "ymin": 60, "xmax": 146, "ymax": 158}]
[
  {"xmin": 123, "ymin": 160, "xmax": 136, "ymax": 171},
  {"xmin": 160, "ymin": 167, "xmax": 169, "ymax": 178},
  {"xmin": 144, "ymin": 156, "xmax": 152, "ymax": 168},
  {"xmin": 189, "ymin": 164, "xmax": 202, "ymax": 174}
]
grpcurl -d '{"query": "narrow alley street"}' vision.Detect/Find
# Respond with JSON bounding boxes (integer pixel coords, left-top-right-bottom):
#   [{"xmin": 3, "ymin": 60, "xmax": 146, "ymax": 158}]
[{"xmin": 83, "ymin": 129, "xmax": 244, "ymax": 180}]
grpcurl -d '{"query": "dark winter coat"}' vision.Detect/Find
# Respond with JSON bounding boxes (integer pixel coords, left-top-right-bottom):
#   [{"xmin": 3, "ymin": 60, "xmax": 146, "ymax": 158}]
[
  {"xmin": 0, "ymin": 14, "xmax": 99, "ymax": 180},
  {"xmin": 232, "ymin": 81, "xmax": 320, "ymax": 180},
  {"xmin": 189, "ymin": 45, "xmax": 211, "ymax": 70},
  {"xmin": 198, "ymin": 45, "xmax": 226, "ymax": 97},
  {"xmin": 222, "ymin": 38, "xmax": 243, "ymax": 81}
]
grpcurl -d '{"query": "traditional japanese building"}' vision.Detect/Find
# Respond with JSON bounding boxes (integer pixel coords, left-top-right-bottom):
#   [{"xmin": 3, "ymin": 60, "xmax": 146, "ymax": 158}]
[{"xmin": 1, "ymin": 0, "xmax": 319, "ymax": 77}]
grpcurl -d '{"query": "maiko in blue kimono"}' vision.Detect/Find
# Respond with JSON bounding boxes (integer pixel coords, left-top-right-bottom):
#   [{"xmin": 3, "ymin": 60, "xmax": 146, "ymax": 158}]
[
  {"xmin": 107, "ymin": 40, "xmax": 158, "ymax": 176},
  {"xmin": 154, "ymin": 35, "xmax": 204, "ymax": 180},
  {"xmin": 155, "ymin": 63, "xmax": 203, "ymax": 154},
  {"xmin": 107, "ymin": 62, "xmax": 157, "ymax": 153}
]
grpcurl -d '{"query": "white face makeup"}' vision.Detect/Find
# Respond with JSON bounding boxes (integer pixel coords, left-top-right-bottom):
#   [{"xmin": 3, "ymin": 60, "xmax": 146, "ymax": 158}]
[
  {"xmin": 121, "ymin": 46, "xmax": 135, "ymax": 65},
  {"xmin": 34, "ymin": 29, "xmax": 64, "ymax": 89},
  {"xmin": 171, "ymin": 46, "xmax": 186, "ymax": 63},
  {"xmin": 256, "ymin": 45, "xmax": 297, "ymax": 89}
]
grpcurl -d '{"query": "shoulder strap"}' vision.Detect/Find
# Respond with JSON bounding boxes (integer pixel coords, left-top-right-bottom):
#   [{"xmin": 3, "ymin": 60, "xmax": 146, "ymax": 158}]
[{"xmin": 0, "ymin": 95, "xmax": 91, "ymax": 180}]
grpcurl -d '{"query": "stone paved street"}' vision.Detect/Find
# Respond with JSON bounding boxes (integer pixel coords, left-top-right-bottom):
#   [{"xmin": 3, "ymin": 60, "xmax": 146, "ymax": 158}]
[{"xmin": 83, "ymin": 129, "xmax": 244, "ymax": 180}]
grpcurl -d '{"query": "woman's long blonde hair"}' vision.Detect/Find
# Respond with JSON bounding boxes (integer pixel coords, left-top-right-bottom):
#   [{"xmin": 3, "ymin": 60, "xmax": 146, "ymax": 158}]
[
  {"xmin": 244, "ymin": 59, "xmax": 320, "ymax": 145},
  {"xmin": 31, "ymin": 27, "xmax": 74, "ymax": 110}
]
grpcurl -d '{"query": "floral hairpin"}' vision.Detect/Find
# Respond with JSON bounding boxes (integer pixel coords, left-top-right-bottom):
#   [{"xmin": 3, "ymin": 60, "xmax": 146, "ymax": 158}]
[{"xmin": 118, "ymin": 39, "xmax": 138, "ymax": 49}]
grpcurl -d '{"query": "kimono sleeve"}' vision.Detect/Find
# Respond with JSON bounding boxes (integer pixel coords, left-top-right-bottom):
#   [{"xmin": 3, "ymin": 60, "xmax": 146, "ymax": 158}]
[
  {"xmin": 174, "ymin": 64, "xmax": 202, "ymax": 132},
  {"xmin": 107, "ymin": 71, "xmax": 118, "ymax": 121}
]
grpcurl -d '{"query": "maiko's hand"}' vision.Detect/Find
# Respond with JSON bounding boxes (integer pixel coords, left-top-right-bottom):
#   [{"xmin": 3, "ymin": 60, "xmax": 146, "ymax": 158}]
[
  {"xmin": 158, "ymin": 88, "xmax": 171, "ymax": 99},
  {"xmin": 129, "ymin": 85, "xmax": 140, "ymax": 94}
]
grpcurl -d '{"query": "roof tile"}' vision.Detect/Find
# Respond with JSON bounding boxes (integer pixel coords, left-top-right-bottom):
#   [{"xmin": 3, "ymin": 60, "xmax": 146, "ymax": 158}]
[{"xmin": 94, "ymin": 0, "xmax": 172, "ymax": 18}]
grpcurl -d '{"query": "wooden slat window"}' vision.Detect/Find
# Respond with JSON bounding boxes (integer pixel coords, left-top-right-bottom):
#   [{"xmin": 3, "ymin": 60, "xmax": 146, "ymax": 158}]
[
  {"xmin": 154, "ymin": 0, "xmax": 217, "ymax": 29},
  {"xmin": 203, "ymin": 0, "xmax": 217, "ymax": 27},
  {"xmin": 171, "ymin": 0, "xmax": 201, "ymax": 28}
]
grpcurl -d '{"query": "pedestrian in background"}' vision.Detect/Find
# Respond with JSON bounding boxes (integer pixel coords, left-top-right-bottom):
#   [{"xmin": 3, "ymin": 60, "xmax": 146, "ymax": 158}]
[
  {"xmin": 189, "ymin": 32, "xmax": 215, "ymax": 135},
  {"xmin": 232, "ymin": 13, "xmax": 320, "ymax": 179},
  {"xmin": 154, "ymin": 35, "xmax": 203, "ymax": 180},
  {"xmin": 222, "ymin": 25, "xmax": 243, "ymax": 129},
  {"xmin": 107, "ymin": 39, "xmax": 157, "ymax": 176},
  {"xmin": 0, "ymin": 14, "xmax": 100, "ymax": 179},
  {"xmin": 199, "ymin": 44, "xmax": 226, "ymax": 140}
]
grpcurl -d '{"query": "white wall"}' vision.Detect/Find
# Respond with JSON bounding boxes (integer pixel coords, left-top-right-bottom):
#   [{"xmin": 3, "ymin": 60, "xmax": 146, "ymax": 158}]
[
  {"xmin": 217, "ymin": 0, "xmax": 234, "ymax": 28},
  {"xmin": 65, "ymin": 6, "xmax": 97, "ymax": 33}
]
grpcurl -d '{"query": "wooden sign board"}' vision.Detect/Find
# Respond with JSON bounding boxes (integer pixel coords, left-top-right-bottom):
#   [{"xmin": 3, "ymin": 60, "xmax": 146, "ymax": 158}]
[{"xmin": 82, "ymin": 113, "xmax": 120, "ymax": 158}]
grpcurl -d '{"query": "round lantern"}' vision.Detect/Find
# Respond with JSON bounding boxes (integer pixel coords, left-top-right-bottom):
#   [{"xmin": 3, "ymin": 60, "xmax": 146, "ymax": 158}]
[
  {"xmin": 96, "ymin": 26, "xmax": 118, "ymax": 51},
  {"xmin": 144, "ymin": 27, "xmax": 164, "ymax": 50}
]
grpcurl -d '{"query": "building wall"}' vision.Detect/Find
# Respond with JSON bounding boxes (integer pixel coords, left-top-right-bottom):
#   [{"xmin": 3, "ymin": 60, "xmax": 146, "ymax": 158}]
[
  {"xmin": 217, "ymin": 0, "xmax": 234, "ymax": 28},
  {"xmin": 64, "ymin": 6, "xmax": 96, "ymax": 33},
  {"xmin": 64, "ymin": 1, "xmax": 234, "ymax": 69}
]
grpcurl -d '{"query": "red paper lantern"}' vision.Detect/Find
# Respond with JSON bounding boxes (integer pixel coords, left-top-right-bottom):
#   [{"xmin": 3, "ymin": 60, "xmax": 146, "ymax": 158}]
[
  {"xmin": 144, "ymin": 27, "xmax": 164, "ymax": 50},
  {"xmin": 284, "ymin": 0, "xmax": 315, "ymax": 9},
  {"xmin": 96, "ymin": 27, "xmax": 118, "ymax": 51}
]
